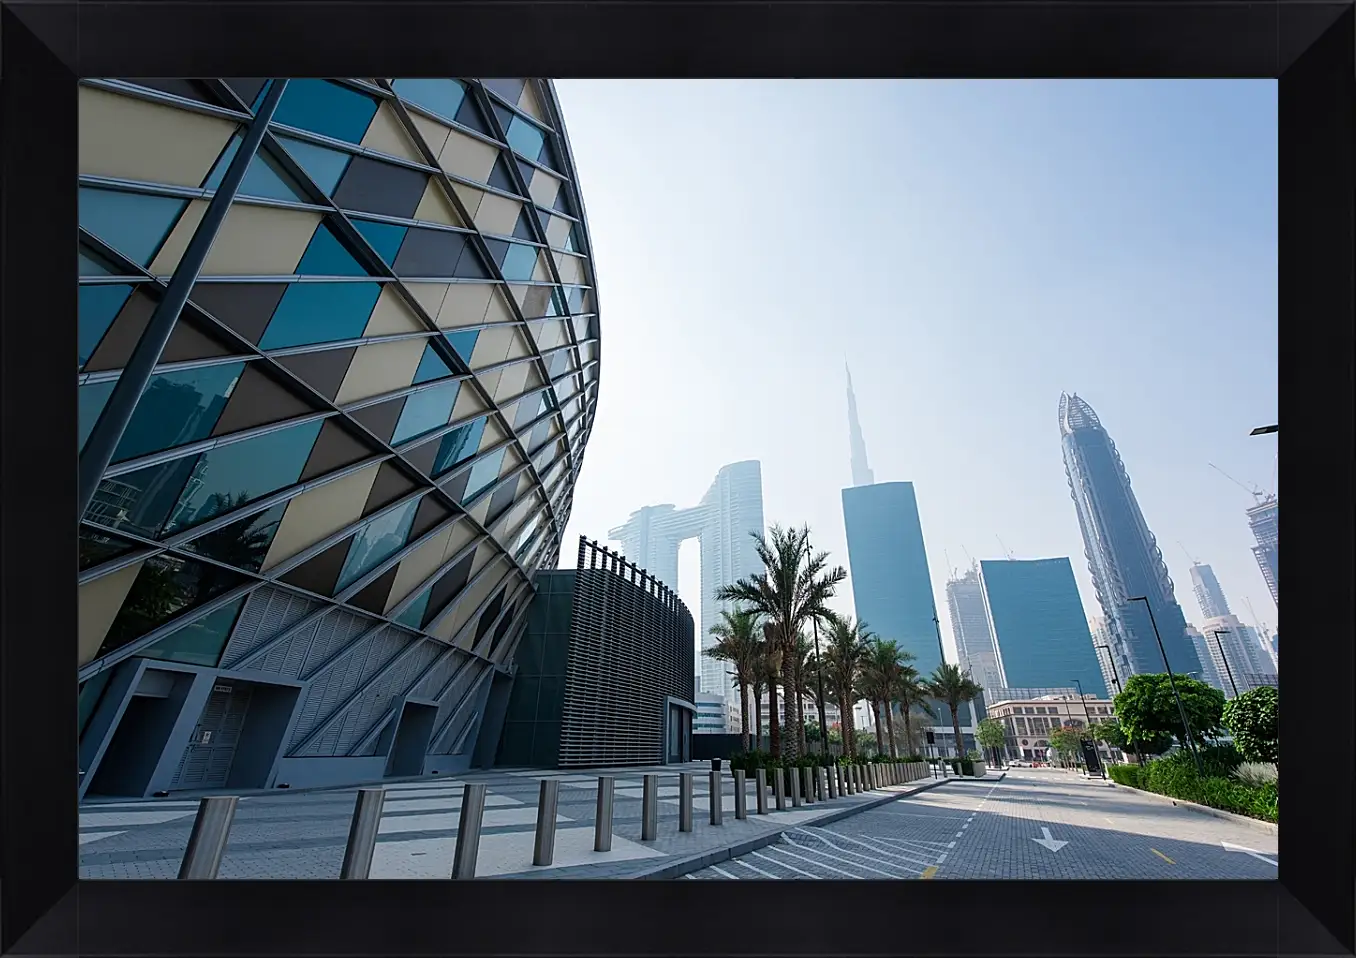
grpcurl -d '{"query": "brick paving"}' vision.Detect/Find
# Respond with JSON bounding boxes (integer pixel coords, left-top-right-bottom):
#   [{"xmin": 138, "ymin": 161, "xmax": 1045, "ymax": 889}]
[
  {"xmin": 79, "ymin": 761, "xmax": 947, "ymax": 880},
  {"xmin": 687, "ymin": 767, "xmax": 1279, "ymax": 880}
]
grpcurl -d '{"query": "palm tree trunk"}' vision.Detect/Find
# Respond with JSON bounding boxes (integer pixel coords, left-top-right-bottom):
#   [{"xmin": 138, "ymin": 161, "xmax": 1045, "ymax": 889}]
[
  {"xmin": 793, "ymin": 657, "xmax": 807, "ymax": 754},
  {"xmin": 781, "ymin": 649, "xmax": 800, "ymax": 760},
  {"xmin": 768, "ymin": 682, "xmax": 781, "ymax": 758},
  {"xmin": 739, "ymin": 682, "xmax": 751, "ymax": 752},
  {"xmin": 951, "ymin": 702, "xmax": 965, "ymax": 759},
  {"xmin": 903, "ymin": 707, "xmax": 914, "ymax": 756},
  {"xmin": 754, "ymin": 687, "xmax": 764, "ymax": 748},
  {"xmin": 884, "ymin": 703, "xmax": 898, "ymax": 758},
  {"xmin": 872, "ymin": 700, "xmax": 885, "ymax": 756}
]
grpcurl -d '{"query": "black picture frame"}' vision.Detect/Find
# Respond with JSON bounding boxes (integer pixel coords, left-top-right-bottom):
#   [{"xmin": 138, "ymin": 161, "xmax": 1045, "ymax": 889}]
[{"xmin": 2, "ymin": 2, "xmax": 1350, "ymax": 955}]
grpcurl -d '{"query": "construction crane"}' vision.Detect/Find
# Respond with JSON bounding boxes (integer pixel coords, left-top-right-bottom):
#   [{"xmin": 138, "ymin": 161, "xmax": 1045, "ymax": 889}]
[
  {"xmin": 1208, "ymin": 463, "xmax": 1271, "ymax": 505},
  {"xmin": 994, "ymin": 535, "xmax": 1015, "ymax": 560},
  {"xmin": 1176, "ymin": 541, "xmax": 1199, "ymax": 566}
]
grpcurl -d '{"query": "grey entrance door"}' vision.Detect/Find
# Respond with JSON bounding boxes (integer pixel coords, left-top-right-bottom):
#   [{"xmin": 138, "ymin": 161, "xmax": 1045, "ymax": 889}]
[{"xmin": 172, "ymin": 683, "xmax": 253, "ymax": 790}]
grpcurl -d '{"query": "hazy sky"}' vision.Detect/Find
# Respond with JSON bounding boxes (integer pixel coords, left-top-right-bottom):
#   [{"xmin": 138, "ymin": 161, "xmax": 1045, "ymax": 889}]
[{"xmin": 553, "ymin": 80, "xmax": 1279, "ymax": 664}]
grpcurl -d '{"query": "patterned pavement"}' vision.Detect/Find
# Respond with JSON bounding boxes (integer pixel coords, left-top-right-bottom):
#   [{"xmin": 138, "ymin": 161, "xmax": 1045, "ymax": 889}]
[{"xmin": 685, "ymin": 768, "xmax": 1279, "ymax": 880}]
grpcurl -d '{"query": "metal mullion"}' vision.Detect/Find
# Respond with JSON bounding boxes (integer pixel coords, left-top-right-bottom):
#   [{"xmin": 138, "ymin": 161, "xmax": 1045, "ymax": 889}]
[
  {"xmin": 421, "ymin": 539, "xmax": 527, "ymax": 638},
  {"xmin": 98, "ymin": 410, "xmax": 332, "ymax": 480},
  {"xmin": 384, "ymin": 534, "xmax": 489, "ymax": 624},
  {"xmin": 471, "ymin": 578, "xmax": 536, "ymax": 662},
  {"xmin": 380, "ymin": 88, "xmax": 567, "ymax": 547},
  {"xmin": 82, "ymin": 79, "xmax": 253, "ymax": 124},
  {"xmin": 78, "ymin": 80, "xmax": 290, "ymax": 519},
  {"xmin": 478, "ymin": 79, "xmax": 559, "ymax": 135},
  {"xmin": 264, "ymin": 124, "xmax": 442, "ymax": 178}
]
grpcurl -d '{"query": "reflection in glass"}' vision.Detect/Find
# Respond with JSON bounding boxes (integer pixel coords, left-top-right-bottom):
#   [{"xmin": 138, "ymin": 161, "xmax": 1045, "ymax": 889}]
[
  {"xmin": 181, "ymin": 501, "xmax": 287, "ymax": 573},
  {"xmin": 392, "ymin": 381, "xmax": 459, "ymax": 445},
  {"xmin": 463, "ymin": 447, "xmax": 507, "ymax": 502},
  {"xmin": 273, "ymin": 79, "xmax": 379, "ymax": 145},
  {"xmin": 163, "ymin": 419, "xmax": 324, "ymax": 534},
  {"xmin": 78, "ymin": 187, "xmax": 187, "ymax": 268},
  {"xmin": 112, "ymin": 362, "xmax": 245, "ymax": 463},
  {"xmin": 259, "ymin": 282, "xmax": 381, "ymax": 350},
  {"xmin": 97, "ymin": 553, "xmax": 248, "ymax": 659},
  {"xmin": 79, "ymin": 525, "xmax": 138, "ymax": 572},
  {"xmin": 336, "ymin": 497, "xmax": 421, "ymax": 591},
  {"xmin": 393, "ymin": 585, "xmax": 433, "ymax": 629},
  {"xmin": 79, "ymin": 380, "xmax": 117, "ymax": 450},
  {"xmin": 137, "ymin": 597, "xmax": 247, "ymax": 667},
  {"xmin": 79, "ymin": 284, "xmax": 134, "ymax": 368},
  {"xmin": 432, "ymin": 416, "xmax": 486, "ymax": 477},
  {"xmin": 84, "ymin": 458, "xmax": 199, "ymax": 539}
]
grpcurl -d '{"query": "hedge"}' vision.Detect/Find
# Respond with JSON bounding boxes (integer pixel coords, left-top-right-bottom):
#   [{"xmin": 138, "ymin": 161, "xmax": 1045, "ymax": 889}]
[{"xmin": 1107, "ymin": 755, "xmax": 1277, "ymax": 824}]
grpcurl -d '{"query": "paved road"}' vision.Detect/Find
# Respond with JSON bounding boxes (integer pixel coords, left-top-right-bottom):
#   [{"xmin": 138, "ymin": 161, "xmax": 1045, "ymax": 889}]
[{"xmin": 686, "ymin": 768, "xmax": 1278, "ymax": 880}]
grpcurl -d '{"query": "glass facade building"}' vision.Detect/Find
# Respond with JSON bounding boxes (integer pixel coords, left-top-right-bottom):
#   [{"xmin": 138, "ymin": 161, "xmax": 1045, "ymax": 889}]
[
  {"xmin": 76, "ymin": 79, "xmax": 600, "ymax": 798},
  {"xmin": 841, "ymin": 481, "xmax": 944, "ymax": 676},
  {"xmin": 1058, "ymin": 394, "xmax": 1202, "ymax": 680},
  {"xmin": 1246, "ymin": 496, "xmax": 1279, "ymax": 607}
]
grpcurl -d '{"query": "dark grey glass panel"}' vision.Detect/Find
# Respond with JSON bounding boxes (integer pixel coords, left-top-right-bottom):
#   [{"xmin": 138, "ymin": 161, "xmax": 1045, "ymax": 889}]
[
  {"xmin": 96, "ymin": 553, "xmax": 249, "ymax": 660},
  {"xmin": 211, "ymin": 365, "xmax": 317, "ymax": 437},
  {"xmin": 279, "ymin": 538, "xmax": 353, "ymax": 596},
  {"xmin": 276, "ymin": 346, "xmax": 355, "ymax": 402},
  {"xmin": 333, "ymin": 156, "xmax": 428, "ymax": 219},
  {"xmin": 189, "ymin": 283, "xmax": 289, "ymax": 346},
  {"xmin": 350, "ymin": 565, "xmax": 398, "ymax": 614},
  {"xmin": 223, "ymin": 79, "xmax": 268, "ymax": 107},
  {"xmin": 348, "ymin": 397, "xmax": 406, "ymax": 446},
  {"xmin": 299, "ymin": 419, "xmax": 377, "ymax": 482},
  {"xmin": 424, "ymin": 549, "xmax": 476, "ymax": 625},
  {"xmin": 483, "ymin": 79, "xmax": 526, "ymax": 103},
  {"xmin": 363, "ymin": 462, "xmax": 420, "ymax": 514},
  {"xmin": 84, "ymin": 289, "xmax": 155, "ymax": 372},
  {"xmin": 79, "ymin": 284, "xmax": 133, "ymax": 369},
  {"xmin": 392, "ymin": 228, "xmax": 480, "ymax": 278}
]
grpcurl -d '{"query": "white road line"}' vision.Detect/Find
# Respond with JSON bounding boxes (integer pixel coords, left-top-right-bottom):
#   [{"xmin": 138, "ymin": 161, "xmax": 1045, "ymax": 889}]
[
  {"xmin": 793, "ymin": 829, "xmax": 935, "ymax": 868},
  {"xmin": 947, "ymin": 842, "xmax": 956, "ymax": 848},
  {"xmin": 954, "ymin": 831, "xmax": 963, "ymax": 837},
  {"xmin": 79, "ymin": 830, "xmax": 127, "ymax": 845},
  {"xmin": 783, "ymin": 837, "xmax": 914, "ymax": 878},
  {"xmin": 683, "ymin": 873, "xmax": 696, "ymax": 879},
  {"xmin": 751, "ymin": 849, "xmax": 822, "ymax": 879},
  {"xmin": 767, "ymin": 843, "xmax": 875, "ymax": 879},
  {"xmin": 936, "ymin": 853, "xmax": 948, "ymax": 862},
  {"xmin": 710, "ymin": 865, "xmax": 741, "ymax": 880},
  {"xmin": 732, "ymin": 858, "xmax": 781, "ymax": 879},
  {"xmin": 869, "ymin": 835, "xmax": 953, "ymax": 851}
]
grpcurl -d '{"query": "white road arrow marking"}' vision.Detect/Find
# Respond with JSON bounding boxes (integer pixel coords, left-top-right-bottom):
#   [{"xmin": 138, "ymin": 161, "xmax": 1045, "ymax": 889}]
[
  {"xmin": 1032, "ymin": 827, "xmax": 1068, "ymax": 852},
  {"xmin": 1222, "ymin": 841, "xmax": 1277, "ymax": 866}
]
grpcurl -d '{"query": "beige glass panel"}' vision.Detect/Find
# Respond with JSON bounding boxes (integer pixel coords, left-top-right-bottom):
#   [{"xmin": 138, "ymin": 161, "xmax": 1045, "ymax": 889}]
[
  {"xmin": 261, "ymin": 464, "xmax": 381, "ymax": 571},
  {"xmin": 473, "ymin": 194, "xmax": 522, "ymax": 236},
  {"xmin": 530, "ymin": 255, "xmax": 551, "ymax": 283},
  {"xmin": 363, "ymin": 286, "xmax": 427, "ymax": 337},
  {"xmin": 405, "ymin": 282, "xmax": 450, "ymax": 319},
  {"xmin": 553, "ymin": 253, "xmax": 584, "ymax": 285},
  {"xmin": 406, "ymin": 111, "xmax": 452, "ymax": 158},
  {"xmin": 413, "ymin": 181, "xmax": 464, "ymax": 227},
  {"xmin": 360, "ymin": 101, "xmax": 424, "ymax": 164},
  {"xmin": 492, "ymin": 359, "xmax": 531, "ymax": 403},
  {"xmin": 482, "ymin": 289, "xmax": 517, "ymax": 325},
  {"xmin": 431, "ymin": 557, "xmax": 510, "ymax": 643},
  {"xmin": 544, "ymin": 213, "xmax": 571, "ymax": 248},
  {"xmin": 468, "ymin": 324, "xmax": 514, "ymax": 369},
  {"xmin": 80, "ymin": 87, "xmax": 238, "ymax": 188},
  {"xmin": 78, "ymin": 561, "xmax": 146, "ymax": 667},
  {"xmin": 527, "ymin": 169, "xmax": 560, "ymax": 208},
  {"xmin": 148, "ymin": 200, "xmax": 208, "ymax": 275},
  {"xmin": 450, "ymin": 182, "xmax": 483, "ymax": 219},
  {"xmin": 503, "ymin": 327, "xmax": 533, "ymax": 362},
  {"xmin": 335, "ymin": 337, "xmax": 427, "ymax": 405},
  {"xmin": 435, "ymin": 283, "xmax": 494, "ymax": 329},
  {"xmin": 451, "ymin": 383, "xmax": 489, "ymax": 422},
  {"xmin": 384, "ymin": 525, "xmax": 456, "ymax": 612},
  {"xmin": 517, "ymin": 83, "xmax": 546, "ymax": 122},
  {"xmin": 200, "ymin": 206, "xmax": 323, "ymax": 276},
  {"xmin": 438, "ymin": 130, "xmax": 499, "ymax": 184}
]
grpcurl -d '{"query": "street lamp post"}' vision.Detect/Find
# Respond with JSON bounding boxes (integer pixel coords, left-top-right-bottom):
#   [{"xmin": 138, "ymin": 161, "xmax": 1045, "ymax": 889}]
[
  {"xmin": 1070, "ymin": 678, "xmax": 1095, "ymax": 770},
  {"xmin": 1209, "ymin": 629, "xmax": 1239, "ymax": 698},
  {"xmin": 1127, "ymin": 595, "xmax": 1203, "ymax": 776},
  {"xmin": 1095, "ymin": 644, "xmax": 1123, "ymax": 694},
  {"xmin": 812, "ymin": 616, "xmax": 830, "ymax": 762}
]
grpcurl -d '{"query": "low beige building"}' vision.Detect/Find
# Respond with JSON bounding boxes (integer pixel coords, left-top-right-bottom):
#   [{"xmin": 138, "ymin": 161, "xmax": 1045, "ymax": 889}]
[{"xmin": 986, "ymin": 692, "xmax": 1120, "ymax": 763}]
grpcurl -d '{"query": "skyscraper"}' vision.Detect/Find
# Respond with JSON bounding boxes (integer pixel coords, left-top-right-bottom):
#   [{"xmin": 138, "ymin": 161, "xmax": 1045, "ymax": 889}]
[
  {"xmin": 1200, "ymin": 615, "xmax": 1277, "ymax": 694},
  {"xmin": 1186, "ymin": 624, "xmax": 1225, "ymax": 692},
  {"xmin": 609, "ymin": 460, "xmax": 766, "ymax": 700},
  {"xmin": 1188, "ymin": 562, "xmax": 1231, "ymax": 619},
  {"xmin": 842, "ymin": 482, "xmax": 944, "ymax": 676},
  {"xmin": 1059, "ymin": 394, "xmax": 1202, "ymax": 679},
  {"xmin": 946, "ymin": 566, "xmax": 1003, "ymax": 692},
  {"xmin": 1246, "ymin": 496, "xmax": 1278, "ymax": 607},
  {"xmin": 846, "ymin": 365, "xmax": 875, "ymax": 488},
  {"xmin": 1089, "ymin": 616, "xmax": 1129, "ymax": 697},
  {"xmin": 978, "ymin": 557, "xmax": 1108, "ymax": 697}
]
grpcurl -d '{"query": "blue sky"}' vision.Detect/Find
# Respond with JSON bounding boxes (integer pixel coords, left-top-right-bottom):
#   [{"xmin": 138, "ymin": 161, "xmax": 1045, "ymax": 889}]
[{"xmin": 553, "ymin": 80, "xmax": 1279, "ymax": 662}]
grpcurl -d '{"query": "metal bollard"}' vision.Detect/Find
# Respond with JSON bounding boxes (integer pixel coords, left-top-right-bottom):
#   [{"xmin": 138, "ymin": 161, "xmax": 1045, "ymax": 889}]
[
  {"xmin": 595, "ymin": 777, "xmax": 615, "ymax": 852},
  {"xmin": 177, "ymin": 796, "xmax": 239, "ymax": 879},
  {"xmin": 451, "ymin": 783, "xmax": 487, "ymax": 879},
  {"xmin": 339, "ymin": 787, "xmax": 386, "ymax": 879},
  {"xmin": 774, "ymin": 768, "xmax": 787, "ymax": 810},
  {"xmin": 679, "ymin": 772, "xmax": 694, "ymax": 832},
  {"xmin": 790, "ymin": 766, "xmax": 803, "ymax": 807},
  {"xmin": 533, "ymin": 779, "xmax": 559, "ymax": 866},
  {"xmin": 641, "ymin": 774, "xmax": 659, "ymax": 841},
  {"xmin": 828, "ymin": 765, "xmax": 839, "ymax": 798},
  {"xmin": 817, "ymin": 766, "xmax": 828, "ymax": 802},
  {"xmin": 802, "ymin": 766, "xmax": 815, "ymax": 804},
  {"xmin": 755, "ymin": 769, "xmax": 769, "ymax": 814},
  {"xmin": 734, "ymin": 769, "xmax": 748, "ymax": 819},
  {"xmin": 709, "ymin": 769, "xmax": 724, "ymax": 825},
  {"xmin": 835, "ymin": 765, "xmax": 844, "ymax": 796}
]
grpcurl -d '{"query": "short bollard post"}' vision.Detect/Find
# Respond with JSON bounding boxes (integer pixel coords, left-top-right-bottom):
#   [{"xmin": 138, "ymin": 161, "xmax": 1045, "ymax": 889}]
[
  {"xmin": 177, "ymin": 796, "xmax": 239, "ymax": 879},
  {"xmin": 709, "ymin": 769, "xmax": 724, "ymax": 825},
  {"xmin": 774, "ymin": 768, "xmax": 787, "ymax": 810},
  {"xmin": 755, "ymin": 769, "xmax": 769, "ymax": 814},
  {"xmin": 533, "ymin": 779, "xmax": 560, "ymax": 866},
  {"xmin": 451, "ymin": 783, "xmax": 487, "ymax": 879},
  {"xmin": 817, "ymin": 766, "xmax": 828, "ymax": 802},
  {"xmin": 734, "ymin": 769, "xmax": 748, "ymax": 820},
  {"xmin": 835, "ymin": 765, "xmax": 844, "ymax": 796},
  {"xmin": 339, "ymin": 787, "xmax": 386, "ymax": 879},
  {"xmin": 595, "ymin": 777, "xmax": 615, "ymax": 852},
  {"xmin": 790, "ymin": 766, "xmax": 803, "ymax": 807},
  {"xmin": 846, "ymin": 766, "xmax": 855, "ymax": 793},
  {"xmin": 641, "ymin": 774, "xmax": 659, "ymax": 841},
  {"xmin": 799, "ymin": 767, "xmax": 812, "ymax": 804},
  {"xmin": 679, "ymin": 772, "xmax": 694, "ymax": 832},
  {"xmin": 828, "ymin": 765, "xmax": 839, "ymax": 798}
]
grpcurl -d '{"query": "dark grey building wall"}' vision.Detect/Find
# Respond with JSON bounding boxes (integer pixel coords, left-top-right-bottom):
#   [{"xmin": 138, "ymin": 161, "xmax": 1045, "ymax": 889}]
[{"xmin": 496, "ymin": 571, "xmax": 573, "ymax": 767}]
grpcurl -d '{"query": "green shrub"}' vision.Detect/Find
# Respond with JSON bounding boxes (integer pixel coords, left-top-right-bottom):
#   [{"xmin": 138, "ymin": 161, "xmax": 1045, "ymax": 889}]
[
  {"xmin": 1117, "ymin": 754, "xmax": 1278, "ymax": 823},
  {"xmin": 904, "ymin": 754, "xmax": 924, "ymax": 763},
  {"xmin": 1107, "ymin": 764, "xmax": 1144, "ymax": 788},
  {"xmin": 1222, "ymin": 686, "xmax": 1278, "ymax": 764}
]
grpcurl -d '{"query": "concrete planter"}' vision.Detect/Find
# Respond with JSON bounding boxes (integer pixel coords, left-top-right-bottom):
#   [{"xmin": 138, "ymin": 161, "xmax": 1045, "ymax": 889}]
[{"xmin": 970, "ymin": 764, "xmax": 987, "ymax": 778}]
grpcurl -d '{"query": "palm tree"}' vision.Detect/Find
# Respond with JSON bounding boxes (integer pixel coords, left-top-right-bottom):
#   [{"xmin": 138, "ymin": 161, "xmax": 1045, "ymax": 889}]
[
  {"xmin": 716, "ymin": 524, "xmax": 847, "ymax": 759},
  {"xmin": 822, "ymin": 613, "xmax": 872, "ymax": 759},
  {"xmin": 893, "ymin": 666, "xmax": 933, "ymax": 755},
  {"xmin": 927, "ymin": 663, "xmax": 984, "ymax": 759},
  {"xmin": 761, "ymin": 622, "xmax": 784, "ymax": 756},
  {"xmin": 861, "ymin": 639, "xmax": 915, "ymax": 758},
  {"xmin": 704, "ymin": 608, "xmax": 762, "ymax": 751}
]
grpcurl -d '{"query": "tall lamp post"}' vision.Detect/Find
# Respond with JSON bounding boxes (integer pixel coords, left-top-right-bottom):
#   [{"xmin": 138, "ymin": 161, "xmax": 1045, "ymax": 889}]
[
  {"xmin": 1070, "ymin": 678, "xmax": 1095, "ymax": 770},
  {"xmin": 1127, "ymin": 595, "xmax": 1203, "ymax": 776},
  {"xmin": 1209, "ymin": 629, "xmax": 1239, "ymax": 698},
  {"xmin": 1095, "ymin": 644, "xmax": 1123, "ymax": 694},
  {"xmin": 812, "ymin": 615, "xmax": 830, "ymax": 763}
]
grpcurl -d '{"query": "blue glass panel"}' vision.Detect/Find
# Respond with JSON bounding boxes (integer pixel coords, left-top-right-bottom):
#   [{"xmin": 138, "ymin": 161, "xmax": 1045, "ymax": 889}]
[
  {"xmin": 204, "ymin": 141, "xmax": 308, "ymax": 202},
  {"xmin": 500, "ymin": 243, "xmax": 538, "ymax": 281},
  {"xmin": 79, "ymin": 252, "xmax": 113, "ymax": 276},
  {"xmin": 278, "ymin": 136, "xmax": 352, "ymax": 195},
  {"xmin": 296, "ymin": 223, "xmax": 370, "ymax": 276},
  {"xmin": 506, "ymin": 116, "xmax": 545, "ymax": 162},
  {"xmin": 566, "ymin": 287, "xmax": 585, "ymax": 313},
  {"xmin": 392, "ymin": 381, "xmax": 459, "ymax": 445},
  {"xmin": 112, "ymin": 362, "xmax": 246, "ymax": 464},
  {"xmin": 443, "ymin": 329, "xmax": 479, "ymax": 364},
  {"xmin": 394, "ymin": 585, "xmax": 432, "ymax": 629},
  {"xmin": 336, "ymin": 497, "xmax": 422, "ymax": 591},
  {"xmin": 79, "ymin": 188, "xmax": 187, "ymax": 268},
  {"xmin": 259, "ymin": 282, "xmax": 382, "ymax": 350},
  {"xmin": 273, "ymin": 79, "xmax": 379, "ymax": 145},
  {"xmin": 432, "ymin": 416, "xmax": 487, "ymax": 477},
  {"xmin": 412, "ymin": 344, "xmax": 454, "ymax": 384},
  {"xmin": 163, "ymin": 419, "xmax": 324, "ymax": 534},
  {"xmin": 353, "ymin": 219, "xmax": 408, "ymax": 264},
  {"xmin": 79, "ymin": 284, "xmax": 133, "ymax": 367},
  {"xmin": 463, "ymin": 447, "xmax": 507, "ymax": 502},
  {"xmin": 392, "ymin": 79, "xmax": 467, "ymax": 123},
  {"xmin": 137, "ymin": 597, "xmax": 246, "ymax": 667},
  {"xmin": 79, "ymin": 380, "xmax": 117, "ymax": 450},
  {"xmin": 547, "ymin": 290, "xmax": 567, "ymax": 317}
]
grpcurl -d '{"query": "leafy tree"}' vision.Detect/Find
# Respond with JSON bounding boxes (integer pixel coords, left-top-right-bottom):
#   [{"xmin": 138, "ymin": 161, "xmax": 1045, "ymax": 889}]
[
  {"xmin": 975, "ymin": 718, "xmax": 1008, "ymax": 767},
  {"xmin": 717, "ymin": 525, "xmax": 847, "ymax": 759},
  {"xmin": 704, "ymin": 608, "xmax": 763, "ymax": 751},
  {"xmin": 927, "ymin": 663, "xmax": 983, "ymax": 758},
  {"xmin": 1048, "ymin": 725, "xmax": 1084, "ymax": 764},
  {"xmin": 1222, "ymin": 685, "xmax": 1278, "ymax": 764},
  {"xmin": 1114, "ymin": 673, "xmax": 1225, "ymax": 755}
]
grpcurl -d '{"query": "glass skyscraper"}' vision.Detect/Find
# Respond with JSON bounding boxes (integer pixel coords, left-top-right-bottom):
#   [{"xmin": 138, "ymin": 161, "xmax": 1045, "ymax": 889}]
[
  {"xmin": 979, "ymin": 557, "xmax": 1108, "ymax": 697},
  {"xmin": 1059, "ymin": 394, "xmax": 1202, "ymax": 678},
  {"xmin": 1246, "ymin": 496, "xmax": 1278, "ymax": 607}
]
